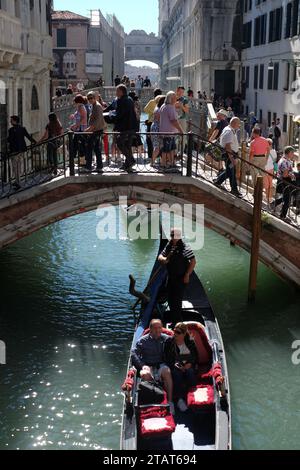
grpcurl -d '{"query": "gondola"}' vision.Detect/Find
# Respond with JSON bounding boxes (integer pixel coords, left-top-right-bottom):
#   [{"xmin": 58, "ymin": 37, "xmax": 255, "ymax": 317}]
[{"xmin": 121, "ymin": 234, "xmax": 231, "ymax": 451}]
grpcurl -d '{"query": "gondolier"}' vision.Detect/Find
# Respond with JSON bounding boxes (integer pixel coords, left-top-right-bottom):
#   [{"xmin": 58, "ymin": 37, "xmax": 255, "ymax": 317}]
[{"xmin": 158, "ymin": 229, "xmax": 196, "ymax": 325}]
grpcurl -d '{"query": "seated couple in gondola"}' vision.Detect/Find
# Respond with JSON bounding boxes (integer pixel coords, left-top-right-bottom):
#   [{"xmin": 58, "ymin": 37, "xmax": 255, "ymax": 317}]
[{"xmin": 131, "ymin": 319, "xmax": 198, "ymax": 415}]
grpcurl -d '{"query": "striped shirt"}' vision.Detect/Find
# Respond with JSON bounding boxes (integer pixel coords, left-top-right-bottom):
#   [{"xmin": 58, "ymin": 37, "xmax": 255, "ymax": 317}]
[{"xmin": 161, "ymin": 241, "xmax": 195, "ymax": 279}]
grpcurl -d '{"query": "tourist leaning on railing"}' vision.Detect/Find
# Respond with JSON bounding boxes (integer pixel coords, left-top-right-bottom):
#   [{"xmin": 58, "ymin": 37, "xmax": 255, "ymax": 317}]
[
  {"xmin": 84, "ymin": 91, "xmax": 106, "ymax": 173},
  {"xmin": 7, "ymin": 116, "xmax": 36, "ymax": 190},
  {"xmin": 39, "ymin": 113, "xmax": 63, "ymax": 176},
  {"xmin": 69, "ymin": 95, "xmax": 88, "ymax": 165},
  {"xmin": 114, "ymin": 84, "xmax": 138, "ymax": 172},
  {"xmin": 249, "ymin": 128, "xmax": 270, "ymax": 187},
  {"xmin": 159, "ymin": 92, "xmax": 184, "ymax": 170},
  {"xmin": 150, "ymin": 95, "xmax": 166, "ymax": 167},
  {"xmin": 271, "ymin": 146, "xmax": 297, "ymax": 221},
  {"xmin": 144, "ymin": 88, "xmax": 163, "ymax": 160}
]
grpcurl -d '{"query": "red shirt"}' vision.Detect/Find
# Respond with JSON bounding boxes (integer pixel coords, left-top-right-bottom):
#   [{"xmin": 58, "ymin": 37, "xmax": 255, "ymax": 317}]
[{"xmin": 250, "ymin": 137, "xmax": 269, "ymax": 158}]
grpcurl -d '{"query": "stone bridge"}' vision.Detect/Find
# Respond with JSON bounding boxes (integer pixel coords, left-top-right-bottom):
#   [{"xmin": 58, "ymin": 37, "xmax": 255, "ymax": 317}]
[
  {"xmin": 125, "ymin": 30, "xmax": 162, "ymax": 67},
  {"xmin": 0, "ymin": 174, "xmax": 299, "ymax": 287}
]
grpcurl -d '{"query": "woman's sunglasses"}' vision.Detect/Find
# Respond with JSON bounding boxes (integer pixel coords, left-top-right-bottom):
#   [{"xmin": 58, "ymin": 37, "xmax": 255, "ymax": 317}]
[{"xmin": 174, "ymin": 330, "xmax": 184, "ymax": 335}]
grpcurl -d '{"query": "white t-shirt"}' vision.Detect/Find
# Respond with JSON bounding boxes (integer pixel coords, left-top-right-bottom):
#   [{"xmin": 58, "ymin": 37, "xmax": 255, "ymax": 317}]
[
  {"xmin": 220, "ymin": 126, "xmax": 239, "ymax": 153},
  {"xmin": 270, "ymin": 148, "xmax": 277, "ymax": 163},
  {"xmin": 178, "ymin": 343, "xmax": 191, "ymax": 356},
  {"xmin": 265, "ymin": 155, "xmax": 274, "ymax": 172}
]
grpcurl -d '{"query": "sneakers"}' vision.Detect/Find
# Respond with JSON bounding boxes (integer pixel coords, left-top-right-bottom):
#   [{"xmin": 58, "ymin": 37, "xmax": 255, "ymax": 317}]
[
  {"xmin": 177, "ymin": 398, "xmax": 188, "ymax": 413},
  {"xmin": 231, "ymin": 190, "xmax": 243, "ymax": 198},
  {"xmin": 168, "ymin": 401, "xmax": 175, "ymax": 416}
]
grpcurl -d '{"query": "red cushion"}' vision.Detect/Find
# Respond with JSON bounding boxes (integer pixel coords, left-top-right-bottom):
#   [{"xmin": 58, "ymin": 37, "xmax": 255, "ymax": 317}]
[
  {"xmin": 185, "ymin": 322, "xmax": 212, "ymax": 365},
  {"xmin": 142, "ymin": 328, "xmax": 174, "ymax": 337},
  {"xmin": 140, "ymin": 414, "xmax": 176, "ymax": 438},
  {"xmin": 187, "ymin": 384, "xmax": 215, "ymax": 409}
]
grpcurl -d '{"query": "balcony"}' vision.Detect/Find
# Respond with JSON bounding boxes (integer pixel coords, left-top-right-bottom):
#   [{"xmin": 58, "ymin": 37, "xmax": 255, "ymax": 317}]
[{"xmin": 0, "ymin": 12, "xmax": 23, "ymax": 67}]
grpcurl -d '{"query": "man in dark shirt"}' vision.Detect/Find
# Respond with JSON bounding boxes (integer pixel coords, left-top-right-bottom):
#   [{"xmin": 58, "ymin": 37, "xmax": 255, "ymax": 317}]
[
  {"xmin": 209, "ymin": 110, "xmax": 228, "ymax": 142},
  {"xmin": 114, "ymin": 75, "xmax": 121, "ymax": 87},
  {"xmin": 158, "ymin": 229, "xmax": 196, "ymax": 325},
  {"xmin": 131, "ymin": 319, "xmax": 174, "ymax": 413},
  {"xmin": 113, "ymin": 84, "xmax": 138, "ymax": 171},
  {"xmin": 7, "ymin": 116, "xmax": 36, "ymax": 189}
]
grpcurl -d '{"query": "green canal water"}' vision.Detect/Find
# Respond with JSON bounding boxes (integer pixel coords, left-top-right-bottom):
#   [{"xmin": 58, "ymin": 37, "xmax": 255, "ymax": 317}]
[{"xmin": 0, "ymin": 208, "xmax": 299, "ymax": 450}]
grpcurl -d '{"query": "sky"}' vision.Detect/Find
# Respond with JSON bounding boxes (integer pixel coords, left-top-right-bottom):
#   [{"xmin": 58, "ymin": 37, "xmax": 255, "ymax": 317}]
[{"xmin": 53, "ymin": 0, "xmax": 159, "ymax": 35}]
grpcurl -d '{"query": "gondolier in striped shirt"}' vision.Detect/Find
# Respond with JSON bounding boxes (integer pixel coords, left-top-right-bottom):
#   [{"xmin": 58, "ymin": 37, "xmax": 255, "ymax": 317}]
[{"xmin": 159, "ymin": 229, "xmax": 196, "ymax": 325}]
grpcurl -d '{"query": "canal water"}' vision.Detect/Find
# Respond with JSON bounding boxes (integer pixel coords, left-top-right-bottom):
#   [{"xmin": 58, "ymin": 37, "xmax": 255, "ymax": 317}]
[{"xmin": 0, "ymin": 208, "xmax": 299, "ymax": 450}]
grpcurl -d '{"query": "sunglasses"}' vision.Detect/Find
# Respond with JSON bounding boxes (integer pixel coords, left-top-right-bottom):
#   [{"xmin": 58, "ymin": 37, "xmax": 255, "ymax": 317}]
[
  {"xmin": 174, "ymin": 330, "xmax": 184, "ymax": 335},
  {"xmin": 88, "ymin": 97, "xmax": 94, "ymax": 101}
]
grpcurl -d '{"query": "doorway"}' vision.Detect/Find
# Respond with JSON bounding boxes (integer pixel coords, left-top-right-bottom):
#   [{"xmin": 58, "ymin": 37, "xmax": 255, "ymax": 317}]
[{"xmin": 214, "ymin": 70, "xmax": 235, "ymax": 99}]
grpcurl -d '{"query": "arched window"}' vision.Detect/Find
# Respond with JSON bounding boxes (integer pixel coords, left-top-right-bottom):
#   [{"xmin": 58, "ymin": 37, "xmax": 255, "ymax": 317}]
[{"xmin": 31, "ymin": 85, "xmax": 39, "ymax": 110}]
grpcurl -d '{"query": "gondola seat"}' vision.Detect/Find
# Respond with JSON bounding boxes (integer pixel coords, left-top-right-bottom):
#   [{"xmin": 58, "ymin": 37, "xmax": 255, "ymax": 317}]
[
  {"xmin": 185, "ymin": 322, "xmax": 212, "ymax": 366},
  {"xmin": 138, "ymin": 395, "xmax": 176, "ymax": 439},
  {"xmin": 140, "ymin": 412, "xmax": 176, "ymax": 438},
  {"xmin": 184, "ymin": 322, "xmax": 215, "ymax": 410},
  {"xmin": 187, "ymin": 383, "xmax": 215, "ymax": 409}
]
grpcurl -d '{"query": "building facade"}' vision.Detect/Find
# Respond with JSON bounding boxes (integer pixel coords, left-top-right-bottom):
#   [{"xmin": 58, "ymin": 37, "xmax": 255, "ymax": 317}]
[
  {"xmin": 241, "ymin": 0, "xmax": 300, "ymax": 147},
  {"xmin": 52, "ymin": 10, "xmax": 125, "ymax": 91},
  {"xmin": 51, "ymin": 11, "xmax": 90, "ymax": 91},
  {"xmin": 0, "ymin": 0, "xmax": 53, "ymax": 151},
  {"xmin": 159, "ymin": 0, "xmax": 242, "ymax": 96},
  {"xmin": 87, "ymin": 10, "xmax": 125, "ymax": 86}
]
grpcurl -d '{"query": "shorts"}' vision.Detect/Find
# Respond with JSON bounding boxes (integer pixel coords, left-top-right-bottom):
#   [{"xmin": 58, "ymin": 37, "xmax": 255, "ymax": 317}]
[
  {"xmin": 162, "ymin": 137, "xmax": 176, "ymax": 153},
  {"xmin": 150, "ymin": 363, "xmax": 169, "ymax": 381}
]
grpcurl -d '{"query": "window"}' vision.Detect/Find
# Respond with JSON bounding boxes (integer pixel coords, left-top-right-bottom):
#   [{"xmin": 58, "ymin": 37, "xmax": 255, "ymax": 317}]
[
  {"xmin": 57, "ymin": 29, "xmax": 66, "ymax": 48},
  {"xmin": 254, "ymin": 14, "xmax": 267, "ymax": 46},
  {"xmin": 285, "ymin": 2, "xmax": 293, "ymax": 38},
  {"xmin": 242, "ymin": 21, "xmax": 252, "ymax": 48},
  {"xmin": 284, "ymin": 63, "xmax": 290, "ymax": 91},
  {"xmin": 273, "ymin": 63, "xmax": 279, "ymax": 90},
  {"xmin": 246, "ymin": 66, "xmax": 250, "ymax": 88},
  {"xmin": 145, "ymin": 47, "xmax": 151, "ymax": 52},
  {"xmin": 269, "ymin": 8, "xmax": 283, "ymax": 42},
  {"xmin": 259, "ymin": 110, "xmax": 263, "ymax": 124},
  {"xmin": 267, "ymin": 63, "xmax": 279, "ymax": 90},
  {"xmin": 254, "ymin": 65, "xmax": 259, "ymax": 89},
  {"xmin": 31, "ymin": 85, "xmax": 39, "ymax": 110},
  {"xmin": 259, "ymin": 64, "xmax": 264, "ymax": 89},
  {"xmin": 268, "ymin": 112, "xmax": 272, "ymax": 127},
  {"xmin": 244, "ymin": 0, "xmax": 252, "ymax": 13},
  {"xmin": 283, "ymin": 114, "xmax": 288, "ymax": 133},
  {"xmin": 292, "ymin": 0, "xmax": 299, "ymax": 37}
]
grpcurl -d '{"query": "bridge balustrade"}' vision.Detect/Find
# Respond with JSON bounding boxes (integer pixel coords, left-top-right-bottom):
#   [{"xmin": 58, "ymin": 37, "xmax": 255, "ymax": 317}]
[{"xmin": 0, "ymin": 130, "xmax": 299, "ymax": 230}]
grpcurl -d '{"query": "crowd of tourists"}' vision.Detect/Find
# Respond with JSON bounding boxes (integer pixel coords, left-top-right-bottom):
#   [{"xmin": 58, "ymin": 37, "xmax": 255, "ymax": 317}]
[
  {"xmin": 5, "ymin": 82, "xmax": 299, "ymax": 220},
  {"xmin": 210, "ymin": 108, "xmax": 299, "ymax": 220}
]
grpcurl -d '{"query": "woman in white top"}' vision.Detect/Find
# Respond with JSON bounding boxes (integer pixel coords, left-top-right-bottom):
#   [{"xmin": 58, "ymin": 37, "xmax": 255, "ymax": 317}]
[{"xmin": 264, "ymin": 139, "xmax": 275, "ymax": 204}]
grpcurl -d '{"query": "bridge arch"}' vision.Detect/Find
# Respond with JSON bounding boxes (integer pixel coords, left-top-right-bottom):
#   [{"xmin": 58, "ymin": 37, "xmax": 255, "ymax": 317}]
[
  {"xmin": 125, "ymin": 30, "xmax": 162, "ymax": 67},
  {"xmin": 0, "ymin": 175, "xmax": 299, "ymax": 286}
]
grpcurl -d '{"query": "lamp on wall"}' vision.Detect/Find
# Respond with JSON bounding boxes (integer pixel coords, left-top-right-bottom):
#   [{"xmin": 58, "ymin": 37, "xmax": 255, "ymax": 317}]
[{"xmin": 268, "ymin": 60, "xmax": 274, "ymax": 71}]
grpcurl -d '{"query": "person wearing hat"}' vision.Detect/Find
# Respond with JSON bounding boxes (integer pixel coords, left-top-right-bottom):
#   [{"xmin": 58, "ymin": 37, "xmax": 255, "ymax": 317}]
[
  {"xmin": 209, "ymin": 109, "xmax": 229, "ymax": 143},
  {"xmin": 158, "ymin": 229, "xmax": 196, "ymax": 325}
]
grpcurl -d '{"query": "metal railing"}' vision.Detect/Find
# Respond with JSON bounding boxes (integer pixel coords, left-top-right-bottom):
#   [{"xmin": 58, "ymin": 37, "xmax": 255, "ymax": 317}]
[
  {"xmin": 0, "ymin": 130, "xmax": 299, "ymax": 229},
  {"xmin": 0, "ymin": 133, "xmax": 69, "ymax": 199}
]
